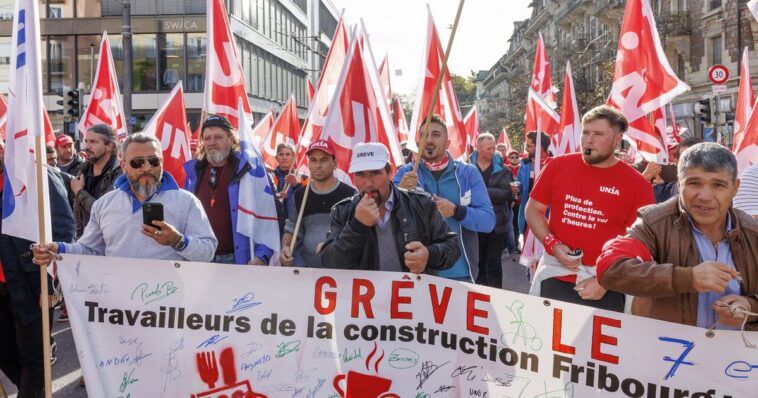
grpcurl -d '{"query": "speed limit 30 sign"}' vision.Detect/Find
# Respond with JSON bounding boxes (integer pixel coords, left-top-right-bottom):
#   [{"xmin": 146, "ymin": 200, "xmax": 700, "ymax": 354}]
[{"xmin": 708, "ymin": 64, "xmax": 729, "ymax": 85}]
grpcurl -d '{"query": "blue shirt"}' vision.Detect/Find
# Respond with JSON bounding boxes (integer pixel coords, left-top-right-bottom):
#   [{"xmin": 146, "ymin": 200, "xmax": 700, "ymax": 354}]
[{"xmin": 691, "ymin": 214, "xmax": 740, "ymax": 330}]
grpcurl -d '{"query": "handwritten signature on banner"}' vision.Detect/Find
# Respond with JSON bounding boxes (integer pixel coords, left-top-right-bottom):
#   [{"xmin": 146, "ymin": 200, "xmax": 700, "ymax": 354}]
[
  {"xmin": 131, "ymin": 281, "xmax": 178, "ymax": 305},
  {"xmin": 227, "ymin": 292, "xmax": 263, "ymax": 314}
]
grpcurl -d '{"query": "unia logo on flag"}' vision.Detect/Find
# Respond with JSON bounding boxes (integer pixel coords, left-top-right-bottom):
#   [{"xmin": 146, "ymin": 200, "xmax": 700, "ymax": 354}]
[{"xmin": 204, "ymin": 0, "xmax": 251, "ymax": 129}]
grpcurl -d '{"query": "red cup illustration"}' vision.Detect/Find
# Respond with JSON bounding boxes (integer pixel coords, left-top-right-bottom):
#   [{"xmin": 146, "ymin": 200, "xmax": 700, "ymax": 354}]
[{"xmin": 332, "ymin": 371, "xmax": 400, "ymax": 398}]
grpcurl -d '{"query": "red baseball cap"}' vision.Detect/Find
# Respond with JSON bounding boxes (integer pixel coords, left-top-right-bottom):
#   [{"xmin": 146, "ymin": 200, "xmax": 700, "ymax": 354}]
[
  {"xmin": 305, "ymin": 140, "xmax": 335, "ymax": 157},
  {"xmin": 55, "ymin": 134, "xmax": 73, "ymax": 147}
]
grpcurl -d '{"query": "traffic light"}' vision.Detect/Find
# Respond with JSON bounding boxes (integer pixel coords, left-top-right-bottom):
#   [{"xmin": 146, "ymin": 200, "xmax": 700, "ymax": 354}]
[
  {"xmin": 67, "ymin": 90, "xmax": 80, "ymax": 118},
  {"xmin": 696, "ymin": 99, "xmax": 711, "ymax": 123},
  {"xmin": 55, "ymin": 95, "xmax": 65, "ymax": 115}
]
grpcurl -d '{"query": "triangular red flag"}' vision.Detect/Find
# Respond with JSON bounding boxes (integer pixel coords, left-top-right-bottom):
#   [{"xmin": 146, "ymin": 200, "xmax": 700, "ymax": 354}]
[
  {"xmin": 733, "ymin": 47, "xmax": 755, "ymax": 154},
  {"xmin": 378, "ymin": 54, "xmax": 392, "ymax": 105},
  {"xmin": 554, "ymin": 62, "xmax": 581, "ymax": 155},
  {"xmin": 251, "ymin": 110, "xmax": 275, "ymax": 151},
  {"xmin": 204, "ymin": 0, "xmax": 252, "ymax": 129},
  {"xmin": 320, "ymin": 22, "xmax": 404, "ymax": 184},
  {"xmin": 463, "ymin": 105, "xmax": 479, "ymax": 150},
  {"xmin": 307, "ymin": 77, "xmax": 315, "ymax": 104},
  {"xmin": 608, "ymin": 0, "xmax": 689, "ymax": 162},
  {"xmin": 296, "ymin": 15, "xmax": 350, "ymax": 171},
  {"xmin": 78, "ymin": 32, "xmax": 127, "ymax": 140},
  {"xmin": 260, "ymin": 96, "xmax": 301, "ymax": 170},
  {"xmin": 666, "ymin": 102, "xmax": 681, "ymax": 150},
  {"xmin": 42, "ymin": 106, "xmax": 55, "ymax": 146},
  {"xmin": 0, "ymin": 93, "xmax": 7, "ymax": 140},
  {"xmin": 408, "ymin": 7, "xmax": 468, "ymax": 160},
  {"xmin": 498, "ymin": 127, "xmax": 513, "ymax": 154},
  {"xmin": 394, "ymin": 97, "xmax": 409, "ymax": 143},
  {"xmin": 525, "ymin": 32, "xmax": 560, "ymax": 136},
  {"xmin": 736, "ymin": 99, "xmax": 758, "ymax": 172},
  {"xmin": 140, "ymin": 81, "xmax": 191, "ymax": 187}
]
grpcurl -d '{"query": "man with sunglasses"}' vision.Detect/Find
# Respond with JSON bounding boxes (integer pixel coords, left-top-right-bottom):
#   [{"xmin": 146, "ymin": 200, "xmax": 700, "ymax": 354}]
[
  {"xmin": 31, "ymin": 133, "xmax": 217, "ymax": 264},
  {"xmin": 184, "ymin": 115, "xmax": 275, "ymax": 265}
]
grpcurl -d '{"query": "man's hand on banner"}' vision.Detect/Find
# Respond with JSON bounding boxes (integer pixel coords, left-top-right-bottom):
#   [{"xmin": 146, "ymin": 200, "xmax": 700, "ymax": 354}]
[
  {"xmin": 574, "ymin": 277, "xmax": 607, "ymax": 300},
  {"xmin": 280, "ymin": 246, "xmax": 294, "ymax": 266},
  {"xmin": 713, "ymin": 294, "xmax": 752, "ymax": 327},
  {"xmin": 692, "ymin": 261, "xmax": 739, "ymax": 293},
  {"xmin": 355, "ymin": 193, "xmax": 380, "ymax": 227},
  {"xmin": 31, "ymin": 243, "xmax": 60, "ymax": 267},
  {"xmin": 404, "ymin": 241, "xmax": 429, "ymax": 274},
  {"xmin": 249, "ymin": 257, "xmax": 265, "ymax": 265},
  {"xmin": 398, "ymin": 171, "xmax": 419, "ymax": 190},
  {"xmin": 142, "ymin": 220, "xmax": 183, "ymax": 247},
  {"xmin": 553, "ymin": 244, "xmax": 581, "ymax": 271},
  {"xmin": 432, "ymin": 195, "xmax": 456, "ymax": 218}
]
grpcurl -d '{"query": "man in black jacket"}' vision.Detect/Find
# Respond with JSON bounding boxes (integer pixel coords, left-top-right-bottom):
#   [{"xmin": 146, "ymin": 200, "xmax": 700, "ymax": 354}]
[
  {"xmin": 319, "ymin": 143, "xmax": 459, "ymax": 274},
  {"xmin": 0, "ymin": 151, "xmax": 76, "ymax": 397},
  {"xmin": 471, "ymin": 133, "xmax": 513, "ymax": 288}
]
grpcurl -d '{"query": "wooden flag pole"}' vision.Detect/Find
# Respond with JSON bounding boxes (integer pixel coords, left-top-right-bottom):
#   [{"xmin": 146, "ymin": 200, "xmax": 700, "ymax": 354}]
[
  {"xmin": 280, "ymin": 141, "xmax": 303, "ymax": 197},
  {"xmin": 412, "ymin": 0, "xmax": 466, "ymax": 174},
  {"xmin": 289, "ymin": 179, "xmax": 312, "ymax": 253},
  {"xmin": 34, "ymin": 135, "xmax": 53, "ymax": 398}
]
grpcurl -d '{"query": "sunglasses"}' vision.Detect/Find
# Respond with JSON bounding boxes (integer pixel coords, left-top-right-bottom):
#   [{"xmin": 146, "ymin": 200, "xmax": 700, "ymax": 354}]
[{"xmin": 128, "ymin": 157, "xmax": 162, "ymax": 169}]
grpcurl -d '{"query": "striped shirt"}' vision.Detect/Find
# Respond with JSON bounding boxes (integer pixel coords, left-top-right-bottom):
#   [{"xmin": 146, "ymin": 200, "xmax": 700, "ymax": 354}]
[{"xmin": 734, "ymin": 164, "xmax": 758, "ymax": 217}]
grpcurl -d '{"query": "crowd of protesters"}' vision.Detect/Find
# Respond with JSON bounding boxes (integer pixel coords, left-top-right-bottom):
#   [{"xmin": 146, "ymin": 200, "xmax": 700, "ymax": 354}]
[{"xmin": 1, "ymin": 103, "xmax": 757, "ymax": 396}]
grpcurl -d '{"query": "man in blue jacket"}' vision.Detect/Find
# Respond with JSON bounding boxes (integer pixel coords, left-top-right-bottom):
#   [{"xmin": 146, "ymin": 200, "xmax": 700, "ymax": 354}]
[
  {"xmin": 396, "ymin": 115, "xmax": 495, "ymax": 282},
  {"xmin": 184, "ymin": 115, "xmax": 274, "ymax": 265},
  {"xmin": 515, "ymin": 131, "xmax": 552, "ymax": 236}
]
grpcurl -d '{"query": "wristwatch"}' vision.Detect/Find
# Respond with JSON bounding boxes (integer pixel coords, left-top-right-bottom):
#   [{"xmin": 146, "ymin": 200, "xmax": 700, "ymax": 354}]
[{"xmin": 172, "ymin": 235, "xmax": 188, "ymax": 251}]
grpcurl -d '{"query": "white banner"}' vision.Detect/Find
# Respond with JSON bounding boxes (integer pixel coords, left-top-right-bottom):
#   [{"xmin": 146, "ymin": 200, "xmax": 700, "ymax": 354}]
[{"xmin": 57, "ymin": 254, "xmax": 756, "ymax": 397}]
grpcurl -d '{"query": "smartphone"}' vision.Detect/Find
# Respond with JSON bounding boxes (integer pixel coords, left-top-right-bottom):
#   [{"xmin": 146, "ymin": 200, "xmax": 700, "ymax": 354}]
[{"xmin": 142, "ymin": 202, "xmax": 164, "ymax": 226}]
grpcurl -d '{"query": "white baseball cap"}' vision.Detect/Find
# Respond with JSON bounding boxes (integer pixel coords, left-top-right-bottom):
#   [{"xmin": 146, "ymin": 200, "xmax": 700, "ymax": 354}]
[{"xmin": 349, "ymin": 142, "xmax": 390, "ymax": 173}]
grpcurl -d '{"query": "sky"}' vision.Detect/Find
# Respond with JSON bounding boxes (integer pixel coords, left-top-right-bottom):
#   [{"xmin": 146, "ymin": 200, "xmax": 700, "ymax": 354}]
[{"xmin": 333, "ymin": 0, "xmax": 534, "ymax": 95}]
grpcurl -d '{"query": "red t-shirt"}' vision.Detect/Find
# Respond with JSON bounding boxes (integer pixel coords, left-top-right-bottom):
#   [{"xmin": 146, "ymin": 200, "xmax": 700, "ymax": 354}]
[{"xmin": 529, "ymin": 153, "xmax": 654, "ymax": 281}]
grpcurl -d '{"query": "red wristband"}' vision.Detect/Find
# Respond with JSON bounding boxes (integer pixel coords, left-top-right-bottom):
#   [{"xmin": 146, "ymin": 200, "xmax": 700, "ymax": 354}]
[{"xmin": 543, "ymin": 234, "xmax": 562, "ymax": 256}]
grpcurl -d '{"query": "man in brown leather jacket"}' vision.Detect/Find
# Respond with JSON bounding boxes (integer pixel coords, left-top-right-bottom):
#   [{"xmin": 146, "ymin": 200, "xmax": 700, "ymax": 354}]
[{"xmin": 598, "ymin": 143, "xmax": 758, "ymax": 330}]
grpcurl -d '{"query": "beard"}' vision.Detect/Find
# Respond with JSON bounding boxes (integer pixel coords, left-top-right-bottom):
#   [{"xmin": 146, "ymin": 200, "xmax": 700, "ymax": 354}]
[
  {"xmin": 206, "ymin": 149, "xmax": 229, "ymax": 165},
  {"xmin": 582, "ymin": 148, "xmax": 614, "ymax": 165},
  {"xmin": 130, "ymin": 174, "xmax": 161, "ymax": 199}
]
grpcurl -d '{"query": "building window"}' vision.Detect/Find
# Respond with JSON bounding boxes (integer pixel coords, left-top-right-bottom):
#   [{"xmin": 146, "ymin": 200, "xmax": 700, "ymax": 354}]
[
  {"xmin": 0, "ymin": 37, "xmax": 10, "ymax": 92},
  {"xmin": 158, "ymin": 33, "xmax": 184, "ymax": 90},
  {"xmin": 708, "ymin": 0, "xmax": 721, "ymax": 10},
  {"xmin": 0, "ymin": 0, "xmax": 13, "ymax": 20},
  {"xmin": 76, "ymin": 35, "xmax": 101, "ymax": 91},
  {"xmin": 48, "ymin": 36, "xmax": 75, "ymax": 94},
  {"xmin": 711, "ymin": 35, "xmax": 722, "ymax": 65},
  {"xmin": 77, "ymin": 0, "xmax": 102, "ymax": 17},
  {"xmin": 132, "ymin": 34, "xmax": 157, "ymax": 91},
  {"xmin": 47, "ymin": 0, "xmax": 75, "ymax": 18},
  {"xmin": 158, "ymin": 0, "xmax": 183, "ymax": 15},
  {"xmin": 186, "ymin": 33, "xmax": 206, "ymax": 92}
]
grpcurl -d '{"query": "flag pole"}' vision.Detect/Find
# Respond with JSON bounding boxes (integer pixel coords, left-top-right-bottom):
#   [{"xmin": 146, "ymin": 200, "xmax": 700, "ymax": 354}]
[
  {"xmin": 34, "ymin": 134, "xmax": 53, "ymax": 398},
  {"xmin": 412, "ymin": 0, "xmax": 466, "ymax": 174},
  {"xmin": 289, "ymin": 179, "xmax": 312, "ymax": 253}
]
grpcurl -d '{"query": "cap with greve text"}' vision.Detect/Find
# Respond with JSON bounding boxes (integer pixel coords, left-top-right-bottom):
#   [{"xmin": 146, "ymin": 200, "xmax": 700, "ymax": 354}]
[{"xmin": 349, "ymin": 142, "xmax": 390, "ymax": 173}]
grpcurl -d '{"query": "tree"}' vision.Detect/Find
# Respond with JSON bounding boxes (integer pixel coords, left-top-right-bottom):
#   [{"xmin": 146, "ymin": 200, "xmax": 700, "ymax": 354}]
[{"xmin": 451, "ymin": 73, "xmax": 477, "ymax": 111}]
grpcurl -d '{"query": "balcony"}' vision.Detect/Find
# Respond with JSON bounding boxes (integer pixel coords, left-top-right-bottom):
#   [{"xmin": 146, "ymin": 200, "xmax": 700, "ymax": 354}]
[
  {"xmin": 554, "ymin": 0, "xmax": 591, "ymax": 28},
  {"xmin": 658, "ymin": 11, "xmax": 692, "ymax": 38},
  {"xmin": 594, "ymin": 0, "xmax": 625, "ymax": 24}
]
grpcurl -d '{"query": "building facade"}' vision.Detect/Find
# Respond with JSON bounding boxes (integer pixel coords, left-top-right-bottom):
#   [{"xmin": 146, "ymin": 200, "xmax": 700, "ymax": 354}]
[
  {"xmin": 478, "ymin": 0, "xmax": 758, "ymax": 148},
  {"xmin": 0, "ymin": 0, "xmax": 339, "ymax": 134}
]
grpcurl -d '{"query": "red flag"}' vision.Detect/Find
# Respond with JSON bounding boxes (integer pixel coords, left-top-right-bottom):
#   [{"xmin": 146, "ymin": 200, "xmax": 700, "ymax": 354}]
[
  {"xmin": 42, "ymin": 107, "xmax": 55, "ymax": 146},
  {"xmin": 394, "ymin": 97, "xmax": 409, "ymax": 143},
  {"xmin": 666, "ymin": 102, "xmax": 681, "ymax": 150},
  {"xmin": 307, "ymin": 77, "xmax": 315, "ymax": 104},
  {"xmin": 608, "ymin": 0, "xmax": 689, "ymax": 162},
  {"xmin": 320, "ymin": 23, "xmax": 404, "ymax": 184},
  {"xmin": 554, "ymin": 62, "xmax": 581, "ymax": 155},
  {"xmin": 252, "ymin": 110, "xmax": 275, "ymax": 151},
  {"xmin": 378, "ymin": 54, "xmax": 392, "ymax": 105},
  {"xmin": 463, "ymin": 105, "xmax": 479, "ymax": 149},
  {"xmin": 525, "ymin": 32, "xmax": 559, "ymax": 135},
  {"xmin": 498, "ymin": 127, "xmax": 513, "ymax": 154},
  {"xmin": 78, "ymin": 32, "xmax": 127, "ymax": 140},
  {"xmin": 260, "ymin": 96, "xmax": 301, "ymax": 170},
  {"xmin": 204, "ymin": 0, "xmax": 252, "ymax": 129},
  {"xmin": 296, "ymin": 16, "xmax": 350, "ymax": 167},
  {"xmin": 733, "ymin": 47, "xmax": 755, "ymax": 154},
  {"xmin": 0, "ymin": 93, "xmax": 7, "ymax": 140},
  {"xmin": 736, "ymin": 99, "xmax": 758, "ymax": 172},
  {"xmin": 140, "ymin": 82, "xmax": 191, "ymax": 187},
  {"xmin": 408, "ymin": 7, "xmax": 468, "ymax": 160}
]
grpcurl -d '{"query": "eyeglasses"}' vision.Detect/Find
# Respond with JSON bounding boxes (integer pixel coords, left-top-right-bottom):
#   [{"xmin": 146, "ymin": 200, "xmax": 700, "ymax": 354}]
[{"xmin": 128, "ymin": 157, "xmax": 162, "ymax": 169}]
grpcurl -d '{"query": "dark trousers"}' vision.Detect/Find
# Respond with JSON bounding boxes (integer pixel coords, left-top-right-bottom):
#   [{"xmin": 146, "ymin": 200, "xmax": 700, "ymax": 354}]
[
  {"xmin": 512, "ymin": 203, "xmax": 521, "ymax": 249},
  {"xmin": 0, "ymin": 283, "xmax": 21, "ymax": 386},
  {"xmin": 476, "ymin": 232, "xmax": 505, "ymax": 289},
  {"xmin": 540, "ymin": 278, "xmax": 625, "ymax": 313}
]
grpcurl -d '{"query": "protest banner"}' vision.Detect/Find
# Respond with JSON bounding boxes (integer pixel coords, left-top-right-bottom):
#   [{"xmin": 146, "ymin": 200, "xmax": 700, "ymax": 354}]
[{"xmin": 58, "ymin": 254, "xmax": 755, "ymax": 397}]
